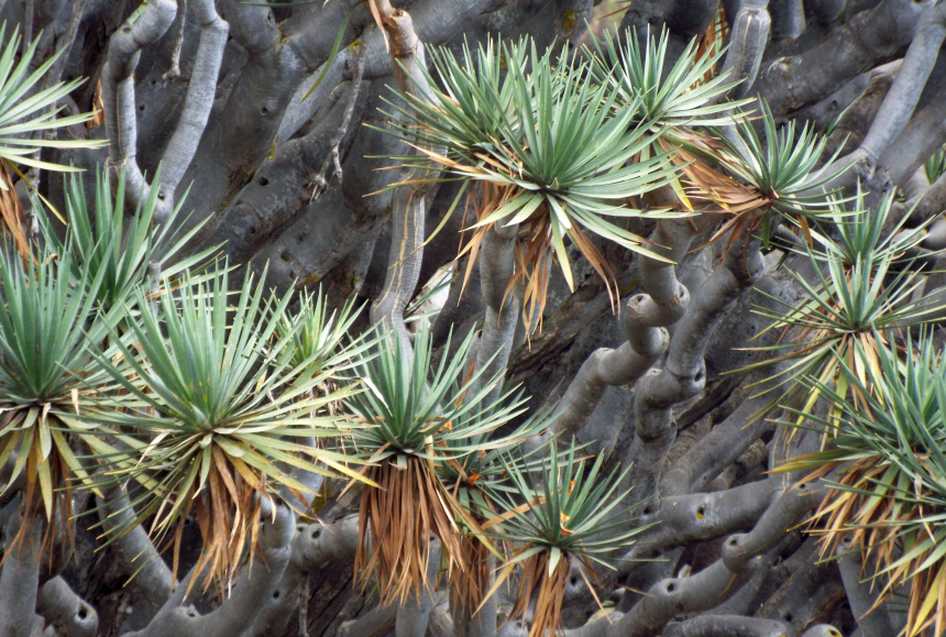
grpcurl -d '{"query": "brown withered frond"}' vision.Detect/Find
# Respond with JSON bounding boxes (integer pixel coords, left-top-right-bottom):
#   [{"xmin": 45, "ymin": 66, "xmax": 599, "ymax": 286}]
[
  {"xmin": 508, "ymin": 550, "xmax": 571, "ymax": 637},
  {"xmin": 775, "ymin": 335, "xmax": 946, "ymax": 636},
  {"xmin": 696, "ymin": 3, "xmax": 730, "ymax": 83},
  {"xmin": 458, "ymin": 181, "xmax": 621, "ymax": 336},
  {"xmin": 799, "ymin": 456, "xmax": 946, "ymax": 637},
  {"xmin": 172, "ymin": 448, "xmax": 265, "ymax": 596},
  {"xmin": 0, "ymin": 161, "xmax": 30, "ymax": 260},
  {"xmin": 355, "ymin": 458, "xmax": 467, "ymax": 606},
  {"xmin": 449, "ymin": 533, "xmax": 493, "ymax": 621},
  {"xmin": 673, "ymin": 141, "xmax": 773, "ymax": 248}
]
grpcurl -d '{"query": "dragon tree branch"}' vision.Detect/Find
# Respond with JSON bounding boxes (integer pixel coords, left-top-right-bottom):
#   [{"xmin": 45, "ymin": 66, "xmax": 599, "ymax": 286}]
[
  {"xmin": 126, "ymin": 500, "xmax": 295, "ymax": 637},
  {"xmin": 758, "ymin": 0, "xmax": 926, "ymax": 116},
  {"xmin": 878, "ymin": 77, "xmax": 946, "ymax": 185},
  {"xmin": 721, "ymin": 0, "xmax": 771, "ymax": 98},
  {"xmin": 0, "ymin": 506, "xmax": 42, "ymax": 637},
  {"xmin": 664, "ymin": 615, "xmax": 791, "ymax": 637},
  {"xmin": 614, "ymin": 557, "xmax": 767, "ymax": 637},
  {"xmin": 97, "ymin": 485, "xmax": 174, "ymax": 621},
  {"xmin": 623, "ymin": 478, "xmax": 778, "ymax": 565},
  {"xmin": 631, "ymin": 236, "xmax": 765, "ymax": 504},
  {"xmin": 369, "ymin": 5, "xmax": 436, "ymax": 349},
  {"xmin": 153, "ymin": 0, "xmax": 228, "ymax": 222},
  {"xmin": 102, "ymin": 0, "xmax": 177, "ymax": 213},
  {"xmin": 801, "ymin": 627, "xmax": 844, "ymax": 637},
  {"xmin": 837, "ymin": 544, "xmax": 896, "ymax": 637},
  {"xmin": 918, "ymin": 173, "xmax": 946, "ymax": 229},
  {"xmin": 809, "ymin": 0, "xmax": 848, "ymax": 24},
  {"xmin": 771, "ymin": 0, "xmax": 805, "ymax": 40},
  {"xmin": 211, "ymin": 75, "xmax": 368, "ymax": 264},
  {"xmin": 473, "ymin": 224, "xmax": 519, "ymax": 404},
  {"xmin": 545, "ymin": 219, "xmax": 692, "ymax": 444},
  {"xmin": 858, "ymin": 2, "xmax": 946, "ymax": 164},
  {"xmin": 37, "ymin": 577, "xmax": 98, "ymax": 637},
  {"xmin": 103, "ymin": 0, "xmax": 228, "ymax": 221},
  {"xmin": 164, "ymin": 0, "xmax": 186, "ymax": 79},
  {"xmin": 612, "ymin": 482, "xmax": 821, "ymax": 637},
  {"xmin": 661, "ymin": 391, "xmax": 777, "ymax": 494}
]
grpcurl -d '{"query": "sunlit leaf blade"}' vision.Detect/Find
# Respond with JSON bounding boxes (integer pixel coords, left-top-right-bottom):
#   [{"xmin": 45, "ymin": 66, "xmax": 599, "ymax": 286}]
[
  {"xmin": 485, "ymin": 440, "xmax": 649, "ymax": 637},
  {"xmin": 345, "ymin": 325, "xmax": 534, "ymax": 605},
  {"xmin": 37, "ymin": 168, "xmax": 219, "ymax": 313},
  {"xmin": 0, "ymin": 241, "xmax": 120, "ymax": 553},
  {"xmin": 376, "ymin": 35, "xmax": 689, "ymax": 333},
  {"xmin": 91, "ymin": 264, "xmax": 365, "ymax": 594},
  {"xmin": 732, "ymin": 188, "xmax": 944, "ymax": 430},
  {"xmin": 777, "ymin": 332, "xmax": 946, "ymax": 637},
  {"xmin": 0, "ymin": 21, "xmax": 106, "ymax": 181}
]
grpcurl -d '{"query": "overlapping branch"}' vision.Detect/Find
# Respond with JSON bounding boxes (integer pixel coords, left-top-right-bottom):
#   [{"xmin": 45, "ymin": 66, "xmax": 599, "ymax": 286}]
[{"xmin": 103, "ymin": 0, "xmax": 228, "ymax": 221}]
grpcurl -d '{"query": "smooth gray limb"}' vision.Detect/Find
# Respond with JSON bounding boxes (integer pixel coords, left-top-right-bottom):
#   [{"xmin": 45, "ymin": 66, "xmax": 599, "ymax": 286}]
[
  {"xmin": 36, "ymin": 577, "xmax": 98, "ymax": 637},
  {"xmin": 837, "ymin": 544, "xmax": 896, "ymax": 637},
  {"xmin": 0, "ymin": 507, "xmax": 43, "ymax": 637}
]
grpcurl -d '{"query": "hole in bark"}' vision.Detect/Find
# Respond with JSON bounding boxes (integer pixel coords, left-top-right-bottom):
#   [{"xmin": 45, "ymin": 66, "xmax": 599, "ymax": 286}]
[
  {"xmin": 258, "ymin": 176, "xmax": 270, "ymax": 186},
  {"xmin": 249, "ymin": 226, "xmax": 257, "ymax": 235},
  {"xmin": 665, "ymin": 581, "xmax": 676, "ymax": 593},
  {"xmin": 280, "ymin": 251, "xmax": 291, "ymax": 262},
  {"xmin": 570, "ymin": 576, "xmax": 578, "ymax": 587},
  {"xmin": 187, "ymin": 610, "xmax": 197, "ymax": 618},
  {"xmin": 273, "ymin": 590, "xmax": 280, "ymax": 599},
  {"xmin": 138, "ymin": 104, "xmax": 145, "ymax": 112},
  {"xmin": 783, "ymin": 612, "xmax": 793, "ymax": 623},
  {"xmin": 296, "ymin": 525, "xmax": 304, "ymax": 533},
  {"xmin": 693, "ymin": 368, "xmax": 704, "ymax": 383},
  {"xmin": 311, "ymin": 528, "xmax": 321, "ymax": 540},
  {"xmin": 261, "ymin": 105, "xmax": 271, "ymax": 115},
  {"xmin": 798, "ymin": 482, "xmax": 807, "ymax": 490},
  {"xmin": 729, "ymin": 537, "xmax": 739, "ymax": 546},
  {"xmin": 695, "ymin": 506, "xmax": 705, "ymax": 520},
  {"xmin": 77, "ymin": 607, "xmax": 88, "ymax": 620},
  {"xmin": 642, "ymin": 505, "xmax": 653, "ymax": 515}
]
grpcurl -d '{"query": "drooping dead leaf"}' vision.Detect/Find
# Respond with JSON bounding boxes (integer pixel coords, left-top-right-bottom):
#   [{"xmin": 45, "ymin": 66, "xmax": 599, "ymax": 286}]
[
  {"xmin": 354, "ymin": 456, "xmax": 468, "ymax": 606},
  {"xmin": 508, "ymin": 550, "xmax": 570, "ymax": 637},
  {"xmin": 87, "ymin": 79, "xmax": 105, "ymax": 129},
  {"xmin": 0, "ymin": 161, "xmax": 31, "ymax": 259},
  {"xmin": 800, "ymin": 455, "xmax": 946, "ymax": 637}
]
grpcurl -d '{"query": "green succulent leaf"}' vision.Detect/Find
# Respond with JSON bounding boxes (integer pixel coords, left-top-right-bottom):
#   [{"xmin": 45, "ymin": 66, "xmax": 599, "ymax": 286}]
[
  {"xmin": 37, "ymin": 169, "xmax": 218, "ymax": 313},
  {"xmin": 89, "ymin": 264, "xmax": 365, "ymax": 589},
  {"xmin": 490, "ymin": 440, "xmax": 647, "ymax": 569},
  {"xmin": 0, "ymin": 241, "xmax": 123, "ymax": 541},
  {"xmin": 926, "ymin": 145, "xmax": 946, "ymax": 183},
  {"xmin": 778, "ymin": 332, "xmax": 946, "ymax": 636},
  {"xmin": 734, "ymin": 189, "xmax": 944, "ymax": 427},
  {"xmin": 0, "ymin": 22, "xmax": 106, "ymax": 180},
  {"xmin": 586, "ymin": 25, "xmax": 749, "ymax": 136},
  {"xmin": 277, "ymin": 286, "xmax": 370, "ymax": 377},
  {"xmin": 707, "ymin": 100, "xmax": 851, "ymax": 241},
  {"xmin": 344, "ymin": 325, "xmax": 529, "ymax": 465}
]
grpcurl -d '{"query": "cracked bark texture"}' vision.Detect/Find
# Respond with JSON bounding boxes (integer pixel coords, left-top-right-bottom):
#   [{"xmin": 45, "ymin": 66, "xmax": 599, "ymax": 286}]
[{"xmin": 10, "ymin": 0, "xmax": 946, "ymax": 635}]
